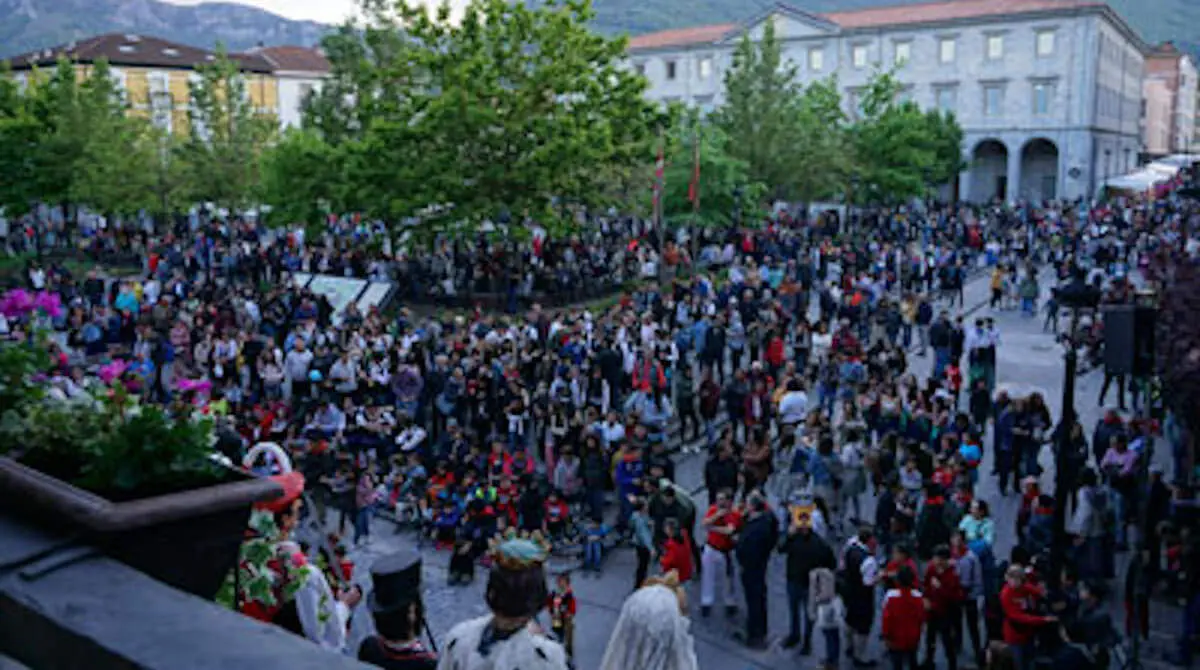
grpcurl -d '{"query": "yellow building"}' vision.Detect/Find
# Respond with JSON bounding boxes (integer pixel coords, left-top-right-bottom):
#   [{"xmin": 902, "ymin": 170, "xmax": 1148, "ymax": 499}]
[{"xmin": 6, "ymin": 33, "xmax": 279, "ymax": 135}]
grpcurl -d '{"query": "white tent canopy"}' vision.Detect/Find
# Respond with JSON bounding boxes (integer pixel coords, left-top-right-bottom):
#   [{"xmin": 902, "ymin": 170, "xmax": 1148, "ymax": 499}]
[
  {"xmin": 1146, "ymin": 161, "xmax": 1181, "ymax": 176},
  {"xmin": 1104, "ymin": 169, "xmax": 1170, "ymax": 192}
]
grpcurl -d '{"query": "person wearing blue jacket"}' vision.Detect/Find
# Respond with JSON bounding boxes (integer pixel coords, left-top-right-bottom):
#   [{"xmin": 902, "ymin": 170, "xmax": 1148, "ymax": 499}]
[{"xmin": 614, "ymin": 448, "xmax": 644, "ymax": 532}]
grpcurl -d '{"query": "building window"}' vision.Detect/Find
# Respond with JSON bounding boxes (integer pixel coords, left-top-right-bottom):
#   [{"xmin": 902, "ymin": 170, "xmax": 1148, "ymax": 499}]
[
  {"xmin": 983, "ymin": 84, "xmax": 1004, "ymax": 117},
  {"xmin": 14, "ymin": 71, "xmax": 28, "ymax": 91},
  {"xmin": 897, "ymin": 87, "xmax": 914, "ymax": 104},
  {"xmin": 986, "ymin": 34, "xmax": 1004, "ymax": 61},
  {"xmin": 695, "ymin": 95, "xmax": 715, "ymax": 113},
  {"xmin": 852, "ymin": 44, "xmax": 868, "ymax": 69},
  {"xmin": 808, "ymin": 48, "xmax": 824, "ymax": 72},
  {"xmin": 634, "ymin": 62, "xmax": 645, "ymax": 76},
  {"xmin": 111, "ymin": 68, "xmax": 127, "ymax": 92},
  {"xmin": 698, "ymin": 57, "xmax": 713, "ymax": 80},
  {"xmin": 149, "ymin": 71, "xmax": 170, "ymax": 95},
  {"xmin": 1036, "ymin": 30, "xmax": 1056, "ymax": 57},
  {"xmin": 298, "ymin": 83, "xmax": 314, "ymax": 101},
  {"xmin": 665, "ymin": 60, "xmax": 677, "ymax": 80},
  {"xmin": 1032, "ymin": 81, "xmax": 1054, "ymax": 115},
  {"xmin": 935, "ymin": 86, "xmax": 956, "ymax": 112},
  {"xmin": 847, "ymin": 89, "xmax": 862, "ymax": 120},
  {"xmin": 939, "ymin": 37, "xmax": 956, "ymax": 64},
  {"xmin": 894, "ymin": 41, "xmax": 911, "ymax": 66}
]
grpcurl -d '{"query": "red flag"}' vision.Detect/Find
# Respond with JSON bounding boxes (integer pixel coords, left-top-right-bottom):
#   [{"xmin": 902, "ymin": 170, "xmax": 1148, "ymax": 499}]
[
  {"xmin": 653, "ymin": 141, "xmax": 666, "ymax": 207},
  {"xmin": 687, "ymin": 131, "xmax": 701, "ymax": 208}
]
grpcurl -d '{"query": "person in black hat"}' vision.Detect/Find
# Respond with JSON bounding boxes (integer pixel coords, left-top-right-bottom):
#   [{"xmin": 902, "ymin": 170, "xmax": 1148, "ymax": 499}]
[{"xmin": 358, "ymin": 550, "xmax": 437, "ymax": 670}]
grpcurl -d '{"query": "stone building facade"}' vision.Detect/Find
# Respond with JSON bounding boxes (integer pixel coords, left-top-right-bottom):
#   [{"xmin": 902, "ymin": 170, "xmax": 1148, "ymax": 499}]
[{"xmin": 626, "ymin": 0, "xmax": 1148, "ymax": 203}]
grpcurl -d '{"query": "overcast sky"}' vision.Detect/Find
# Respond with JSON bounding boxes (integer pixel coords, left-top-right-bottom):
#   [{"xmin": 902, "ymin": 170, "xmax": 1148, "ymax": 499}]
[{"xmin": 163, "ymin": 0, "xmax": 469, "ymax": 24}]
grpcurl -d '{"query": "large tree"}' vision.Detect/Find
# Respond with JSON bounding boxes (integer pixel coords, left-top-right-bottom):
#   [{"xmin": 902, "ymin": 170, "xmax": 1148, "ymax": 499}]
[
  {"xmin": 0, "ymin": 62, "xmax": 42, "ymax": 217},
  {"xmin": 304, "ymin": 0, "xmax": 665, "ymax": 240},
  {"xmin": 70, "ymin": 60, "xmax": 167, "ymax": 218},
  {"xmin": 715, "ymin": 19, "xmax": 807, "ymax": 199},
  {"xmin": 260, "ymin": 127, "xmax": 346, "ymax": 229},
  {"xmin": 178, "ymin": 47, "xmax": 276, "ymax": 214},
  {"xmin": 792, "ymin": 77, "xmax": 853, "ymax": 205},
  {"xmin": 850, "ymin": 70, "xmax": 964, "ymax": 204}
]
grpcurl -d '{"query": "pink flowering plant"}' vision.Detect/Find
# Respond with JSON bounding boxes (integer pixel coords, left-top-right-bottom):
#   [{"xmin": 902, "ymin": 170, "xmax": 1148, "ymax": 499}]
[{"xmin": 0, "ymin": 288, "xmax": 221, "ymax": 499}]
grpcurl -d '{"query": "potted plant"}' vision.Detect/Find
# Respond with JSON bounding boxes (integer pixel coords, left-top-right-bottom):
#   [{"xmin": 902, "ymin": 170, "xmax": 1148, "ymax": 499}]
[{"xmin": 0, "ymin": 288, "xmax": 281, "ymax": 599}]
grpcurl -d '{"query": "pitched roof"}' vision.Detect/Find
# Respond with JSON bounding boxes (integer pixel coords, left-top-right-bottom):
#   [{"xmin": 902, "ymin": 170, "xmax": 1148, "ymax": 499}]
[
  {"xmin": 627, "ymin": 23, "xmax": 737, "ymax": 50},
  {"xmin": 627, "ymin": 0, "xmax": 1107, "ymax": 51},
  {"xmin": 5, "ymin": 33, "xmax": 273, "ymax": 72},
  {"xmin": 253, "ymin": 45, "xmax": 330, "ymax": 73},
  {"xmin": 823, "ymin": 0, "xmax": 1102, "ymax": 29}
]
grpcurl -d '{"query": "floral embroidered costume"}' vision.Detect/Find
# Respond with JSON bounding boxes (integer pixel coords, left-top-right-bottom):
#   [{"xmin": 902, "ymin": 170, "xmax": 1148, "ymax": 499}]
[{"xmin": 236, "ymin": 472, "xmax": 353, "ymax": 652}]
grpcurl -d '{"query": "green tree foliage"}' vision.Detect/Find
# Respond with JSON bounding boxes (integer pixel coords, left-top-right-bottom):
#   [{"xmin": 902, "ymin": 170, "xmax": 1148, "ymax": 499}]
[
  {"xmin": 260, "ymin": 127, "xmax": 345, "ymax": 229},
  {"xmin": 925, "ymin": 108, "xmax": 967, "ymax": 189},
  {"xmin": 715, "ymin": 19, "xmax": 806, "ymax": 198},
  {"xmin": 72, "ymin": 115, "xmax": 162, "ymax": 217},
  {"xmin": 299, "ymin": 0, "xmax": 665, "ymax": 240},
  {"xmin": 792, "ymin": 77, "xmax": 853, "ymax": 204},
  {"xmin": 849, "ymin": 70, "xmax": 965, "ymax": 204},
  {"xmin": 661, "ymin": 115, "xmax": 763, "ymax": 227},
  {"xmin": 179, "ymin": 46, "xmax": 276, "ymax": 214},
  {"xmin": 0, "ymin": 58, "xmax": 137, "ymax": 219},
  {"xmin": 69, "ymin": 59, "xmax": 171, "ymax": 218},
  {"xmin": 0, "ymin": 62, "xmax": 42, "ymax": 217}
]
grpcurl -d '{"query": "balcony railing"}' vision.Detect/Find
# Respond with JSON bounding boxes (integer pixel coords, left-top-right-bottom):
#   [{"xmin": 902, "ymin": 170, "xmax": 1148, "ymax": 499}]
[{"xmin": 0, "ymin": 512, "xmax": 372, "ymax": 670}]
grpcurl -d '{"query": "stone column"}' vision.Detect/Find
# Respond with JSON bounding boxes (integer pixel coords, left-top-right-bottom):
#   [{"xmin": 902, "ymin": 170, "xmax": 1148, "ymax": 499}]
[{"xmin": 1006, "ymin": 143, "xmax": 1022, "ymax": 204}]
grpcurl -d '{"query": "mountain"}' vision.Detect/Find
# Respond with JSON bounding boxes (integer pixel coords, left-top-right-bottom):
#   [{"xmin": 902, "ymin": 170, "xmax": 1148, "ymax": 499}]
[
  {"xmin": 2, "ymin": 0, "xmax": 1196, "ymax": 64},
  {"xmin": 0, "ymin": 0, "xmax": 328, "ymax": 58},
  {"xmin": 589, "ymin": 0, "xmax": 1199, "ymax": 56}
]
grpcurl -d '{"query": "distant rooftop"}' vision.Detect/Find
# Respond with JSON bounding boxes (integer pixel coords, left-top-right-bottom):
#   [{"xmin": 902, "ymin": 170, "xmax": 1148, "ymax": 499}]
[
  {"xmin": 5, "ymin": 33, "xmax": 275, "ymax": 73},
  {"xmin": 628, "ymin": 0, "xmax": 1112, "ymax": 50},
  {"xmin": 252, "ymin": 45, "xmax": 330, "ymax": 73}
]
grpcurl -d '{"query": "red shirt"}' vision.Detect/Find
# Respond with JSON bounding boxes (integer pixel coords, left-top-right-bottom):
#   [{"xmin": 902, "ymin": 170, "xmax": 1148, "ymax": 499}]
[
  {"xmin": 544, "ymin": 499, "xmax": 569, "ymax": 524},
  {"xmin": 882, "ymin": 587, "xmax": 926, "ymax": 651},
  {"xmin": 703, "ymin": 505, "xmax": 743, "ymax": 552},
  {"xmin": 660, "ymin": 532, "xmax": 694, "ymax": 582},
  {"xmin": 923, "ymin": 562, "xmax": 964, "ymax": 616},
  {"xmin": 1001, "ymin": 583, "xmax": 1052, "ymax": 645},
  {"xmin": 766, "ymin": 337, "xmax": 785, "ymax": 365}
]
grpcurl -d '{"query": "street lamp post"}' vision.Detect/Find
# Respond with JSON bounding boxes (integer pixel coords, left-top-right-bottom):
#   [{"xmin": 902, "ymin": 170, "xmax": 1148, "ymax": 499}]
[
  {"xmin": 1052, "ymin": 272, "xmax": 1100, "ymax": 576},
  {"xmin": 1052, "ymin": 307, "xmax": 1081, "ymax": 575}
]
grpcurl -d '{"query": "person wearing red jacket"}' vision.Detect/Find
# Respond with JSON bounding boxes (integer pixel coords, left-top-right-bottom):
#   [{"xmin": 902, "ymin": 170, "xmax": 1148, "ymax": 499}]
[
  {"xmin": 1000, "ymin": 565, "xmax": 1056, "ymax": 670},
  {"xmin": 764, "ymin": 330, "xmax": 785, "ymax": 379},
  {"xmin": 922, "ymin": 545, "xmax": 964, "ymax": 670},
  {"xmin": 881, "ymin": 566, "xmax": 926, "ymax": 669},
  {"xmin": 659, "ymin": 517, "xmax": 695, "ymax": 583}
]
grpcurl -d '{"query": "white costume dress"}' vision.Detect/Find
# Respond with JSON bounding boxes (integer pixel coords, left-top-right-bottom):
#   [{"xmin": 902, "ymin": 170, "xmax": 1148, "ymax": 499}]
[
  {"xmin": 599, "ymin": 585, "xmax": 699, "ymax": 670},
  {"xmin": 436, "ymin": 615, "xmax": 567, "ymax": 670}
]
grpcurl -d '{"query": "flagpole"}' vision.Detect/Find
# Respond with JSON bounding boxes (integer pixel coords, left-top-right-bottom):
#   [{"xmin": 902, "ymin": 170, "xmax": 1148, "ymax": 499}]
[
  {"xmin": 653, "ymin": 127, "xmax": 666, "ymax": 289},
  {"xmin": 689, "ymin": 124, "xmax": 701, "ymax": 261}
]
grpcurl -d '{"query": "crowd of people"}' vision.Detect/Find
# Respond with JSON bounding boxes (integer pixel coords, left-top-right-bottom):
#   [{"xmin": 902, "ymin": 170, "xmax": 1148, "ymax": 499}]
[{"xmin": 2, "ymin": 190, "xmax": 1199, "ymax": 670}]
